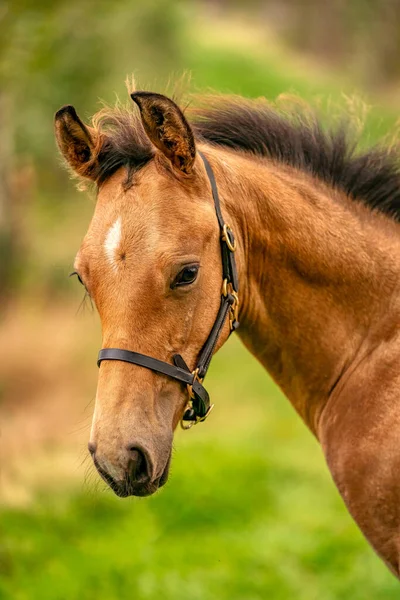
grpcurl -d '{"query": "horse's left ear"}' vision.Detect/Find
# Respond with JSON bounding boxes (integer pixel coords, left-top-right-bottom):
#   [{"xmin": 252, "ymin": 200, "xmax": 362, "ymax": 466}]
[{"xmin": 131, "ymin": 92, "xmax": 196, "ymax": 175}]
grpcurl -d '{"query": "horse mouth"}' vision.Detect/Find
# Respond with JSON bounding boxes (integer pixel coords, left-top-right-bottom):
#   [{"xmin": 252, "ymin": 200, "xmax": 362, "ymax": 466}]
[
  {"xmin": 112, "ymin": 480, "xmax": 161, "ymax": 498},
  {"xmin": 94, "ymin": 455, "xmax": 171, "ymax": 498}
]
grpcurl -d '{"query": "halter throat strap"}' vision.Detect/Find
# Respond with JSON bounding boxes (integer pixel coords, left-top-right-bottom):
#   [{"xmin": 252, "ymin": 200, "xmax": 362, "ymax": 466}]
[{"xmin": 97, "ymin": 151, "xmax": 239, "ymax": 428}]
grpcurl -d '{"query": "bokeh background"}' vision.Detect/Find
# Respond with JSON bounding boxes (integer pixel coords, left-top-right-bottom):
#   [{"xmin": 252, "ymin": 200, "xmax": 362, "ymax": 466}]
[{"xmin": 1, "ymin": 1, "xmax": 400, "ymax": 598}]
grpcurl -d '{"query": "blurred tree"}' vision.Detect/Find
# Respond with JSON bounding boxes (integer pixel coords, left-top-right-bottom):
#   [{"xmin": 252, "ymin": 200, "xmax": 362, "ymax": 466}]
[
  {"xmin": 206, "ymin": 0, "xmax": 400, "ymax": 87},
  {"xmin": 0, "ymin": 91, "xmax": 17, "ymax": 304}
]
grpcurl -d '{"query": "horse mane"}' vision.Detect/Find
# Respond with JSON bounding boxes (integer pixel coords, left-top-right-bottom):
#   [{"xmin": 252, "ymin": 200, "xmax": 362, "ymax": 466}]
[
  {"xmin": 91, "ymin": 102, "xmax": 154, "ymax": 186},
  {"xmin": 190, "ymin": 96, "xmax": 400, "ymax": 222},
  {"xmin": 91, "ymin": 94, "xmax": 400, "ymax": 222}
]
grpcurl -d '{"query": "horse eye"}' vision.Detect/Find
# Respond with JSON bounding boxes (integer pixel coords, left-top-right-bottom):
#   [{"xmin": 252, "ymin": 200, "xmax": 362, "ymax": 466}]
[
  {"xmin": 70, "ymin": 271, "xmax": 84, "ymax": 285},
  {"xmin": 173, "ymin": 265, "xmax": 199, "ymax": 288}
]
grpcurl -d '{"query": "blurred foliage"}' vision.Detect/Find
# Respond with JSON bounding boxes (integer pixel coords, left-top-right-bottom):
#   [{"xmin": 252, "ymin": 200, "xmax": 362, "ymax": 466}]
[
  {"xmin": 1, "ymin": 0, "xmax": 185, "ymax": 161},
  {"xmin": 208, "ymin": 0, "xmax": 400, "ymax": 86}
]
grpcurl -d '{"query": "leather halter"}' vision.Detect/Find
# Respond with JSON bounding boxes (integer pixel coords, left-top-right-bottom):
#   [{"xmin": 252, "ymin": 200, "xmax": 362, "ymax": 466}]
[{"xmin": 97, "ymin": 152, "xmax": 239, "ymax": 429}]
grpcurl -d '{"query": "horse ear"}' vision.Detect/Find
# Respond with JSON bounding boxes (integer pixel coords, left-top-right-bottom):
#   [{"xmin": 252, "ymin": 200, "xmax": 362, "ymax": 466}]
[
  {"xmin": 130, "ymin": 92, "xmax": 196, "ymax": 175},
  {"xmin": 54, "ymin": 105, "xmax": 103, "ymax": 181}
]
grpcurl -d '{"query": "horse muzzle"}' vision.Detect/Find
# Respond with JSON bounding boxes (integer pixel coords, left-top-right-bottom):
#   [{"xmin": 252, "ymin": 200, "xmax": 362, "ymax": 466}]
[{"xmin": 90, "ymin": 442, "xmax": 171, "ymax": 497}]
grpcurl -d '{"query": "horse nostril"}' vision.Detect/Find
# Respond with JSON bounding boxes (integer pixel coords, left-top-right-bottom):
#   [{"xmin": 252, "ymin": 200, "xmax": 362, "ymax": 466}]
[
  {"xmin": 88, "ymin": 441, "xmax": 96, "ymax": 456},
  {"xmin": 127, "ymin": 447, "xmax": 148, "ymax": 482}
]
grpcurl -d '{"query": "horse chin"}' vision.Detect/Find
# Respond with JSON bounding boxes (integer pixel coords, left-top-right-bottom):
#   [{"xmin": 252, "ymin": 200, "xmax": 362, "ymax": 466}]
[
  {"xmin": 105, "ymin": 478, "xmax": 159, "ymax": 498},
  {"xmin": 117, "ymin": 481, "xmax": 159, "ymax": 498}
]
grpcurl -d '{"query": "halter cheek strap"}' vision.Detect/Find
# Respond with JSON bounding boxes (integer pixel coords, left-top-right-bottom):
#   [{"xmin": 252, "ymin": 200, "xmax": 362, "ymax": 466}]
[{"xmin": 97, "ymin": 151, "xmax": 239, "ymax": 429}]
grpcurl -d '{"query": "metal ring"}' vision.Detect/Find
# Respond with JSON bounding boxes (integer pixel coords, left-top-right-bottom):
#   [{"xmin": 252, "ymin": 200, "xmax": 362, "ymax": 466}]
[
  {"xmin": 180, "ymin": 416, "xmax": 195, "ymax": 430},
  {"xmin": 180, "ymin": 403, "xmax": 215, "ymax": 430},
  {"xmin": 222, "ymin": 224, "xmax": 237, "ymax": 252}
]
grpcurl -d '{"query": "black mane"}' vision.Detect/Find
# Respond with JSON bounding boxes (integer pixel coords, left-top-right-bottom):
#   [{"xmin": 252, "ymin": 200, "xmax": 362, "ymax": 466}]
[
  {"xmin": 94, "ymin": 95, "xmax": 400, "ymax": 221},
  {"xmin": 191, "ymin": 97, "xmax": 400, "ymax": 222}
]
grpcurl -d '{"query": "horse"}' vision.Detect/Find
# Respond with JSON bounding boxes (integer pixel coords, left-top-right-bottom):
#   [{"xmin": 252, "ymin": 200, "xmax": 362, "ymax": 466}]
[{"xmin": 55, "ymin": 86, "xmax": 400, "ymax": 576}]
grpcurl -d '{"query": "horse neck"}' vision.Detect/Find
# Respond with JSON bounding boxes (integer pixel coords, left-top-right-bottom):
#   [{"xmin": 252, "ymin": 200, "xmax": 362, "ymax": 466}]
[{"xmin": 206, "ymin": 146, "xmax": 400, "ymax": 436}]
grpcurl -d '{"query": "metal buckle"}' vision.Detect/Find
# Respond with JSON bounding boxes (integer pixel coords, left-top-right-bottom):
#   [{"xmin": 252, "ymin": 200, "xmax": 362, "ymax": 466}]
[
  {"xmin": 222, "ymin": 279, "xmax": 240, "ymax": 331},
  {"xmin": 229, "ymin": 290, "xmax": 239, "ymax": 330},
  {"xmin": 180, "ymin": 369, "xmax": 214, "ymax": 430},
  {"xmin": 186, "ymin": 368, "xmax": 201, "ymax": 401},
  {"xmin": 222, "ymin": 223, "xmax": 237, "ymax": 252},
  {"xmin": 180, "ymin": 403, "xmax": 214, "ymax": 430}
]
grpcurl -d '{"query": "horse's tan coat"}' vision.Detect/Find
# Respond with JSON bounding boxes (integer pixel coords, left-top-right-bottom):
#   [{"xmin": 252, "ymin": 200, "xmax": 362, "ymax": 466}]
[{"xmin": 56, "ymin": 92, "xmax": 400, "ymax": 576}]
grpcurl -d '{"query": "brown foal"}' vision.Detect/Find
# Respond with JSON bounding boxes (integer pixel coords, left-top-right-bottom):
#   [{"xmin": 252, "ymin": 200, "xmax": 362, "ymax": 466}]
[{"xmin": 55, "ymin": 89, "xmax": 400, "ymax": 576}]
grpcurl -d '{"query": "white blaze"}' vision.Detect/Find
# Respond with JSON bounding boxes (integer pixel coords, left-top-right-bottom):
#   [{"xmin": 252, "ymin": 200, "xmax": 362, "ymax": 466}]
[{"xmin": 104, "ymin": 217, "xmax": 122, "ymax": 268}]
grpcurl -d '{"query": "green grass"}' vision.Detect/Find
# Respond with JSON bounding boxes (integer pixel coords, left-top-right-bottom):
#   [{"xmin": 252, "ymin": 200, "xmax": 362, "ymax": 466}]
[{"xmin": 1, "ymin": 339, "xmax": 398, "ymax": 599}]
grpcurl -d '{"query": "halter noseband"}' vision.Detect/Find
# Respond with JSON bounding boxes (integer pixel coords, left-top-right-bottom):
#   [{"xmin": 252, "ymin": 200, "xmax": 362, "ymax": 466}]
[{"xmin": 97, "ymin": 152, "xmax": 239, "ymax": 429}]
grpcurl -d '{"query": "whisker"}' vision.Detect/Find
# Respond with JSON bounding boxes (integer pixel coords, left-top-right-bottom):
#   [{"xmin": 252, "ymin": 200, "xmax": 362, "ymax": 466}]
[
  {"xmin": 75, "ymin": 291, "xmax": 94, "ymax": 316},
  {"xmin": 75, "ymin": 293, "xmax": 88, "ymax": 316},
  {"xmin": 67, "ymin": 418, "xmax": 92, "ymax": 436},
  {"xmin": 83, "ymin": 462, "xmax": 102, "ymax": 496},
  {"xmin": 83, "ymin": 396, "xmax": 95, "ymax": 413},
  {"xmin": 78, "ymin": 451, "xmax": 91, "ymax": 470}
]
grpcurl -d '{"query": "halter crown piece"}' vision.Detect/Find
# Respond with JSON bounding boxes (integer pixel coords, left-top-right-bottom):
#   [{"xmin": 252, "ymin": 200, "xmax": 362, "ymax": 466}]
[{"xmin": 97, "ymin": 152, "xmax": 239, "ymax": 429}]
